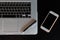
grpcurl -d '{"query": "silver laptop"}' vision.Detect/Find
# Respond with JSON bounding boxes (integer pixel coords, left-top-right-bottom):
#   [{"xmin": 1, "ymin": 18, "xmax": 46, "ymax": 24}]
[{"xmin": 0, "ymin": 0, "xmax": 37, "ymax": 35}]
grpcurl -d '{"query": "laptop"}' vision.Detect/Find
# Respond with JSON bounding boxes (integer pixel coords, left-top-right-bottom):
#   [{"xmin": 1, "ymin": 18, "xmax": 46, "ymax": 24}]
[{"xmin": 0, "ymin": 0, "xmax": 37, "ymax": 35}]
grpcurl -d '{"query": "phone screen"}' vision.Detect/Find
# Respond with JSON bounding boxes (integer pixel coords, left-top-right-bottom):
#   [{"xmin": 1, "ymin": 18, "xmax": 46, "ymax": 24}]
[{"xmin": 42, "ymin": 13, "xmax": 56, "ymax": 29}]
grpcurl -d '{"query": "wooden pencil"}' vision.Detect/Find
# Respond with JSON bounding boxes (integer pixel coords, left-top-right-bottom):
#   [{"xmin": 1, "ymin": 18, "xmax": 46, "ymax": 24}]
[{"xmin": 20, "ymin": 18, "xmax": 36, "ymax": 32}]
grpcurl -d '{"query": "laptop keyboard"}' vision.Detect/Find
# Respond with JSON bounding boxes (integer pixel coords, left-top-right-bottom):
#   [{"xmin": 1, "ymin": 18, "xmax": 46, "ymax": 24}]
[{"xmin": 0, "ymin": 2, "xmax": 31, "ymax": 18}]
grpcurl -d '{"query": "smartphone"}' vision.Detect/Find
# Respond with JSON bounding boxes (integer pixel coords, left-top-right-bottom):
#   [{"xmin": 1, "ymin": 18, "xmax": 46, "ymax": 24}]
[{"xmin": 40, "ymin": 11, "xmax": 59, "ymax": 33}]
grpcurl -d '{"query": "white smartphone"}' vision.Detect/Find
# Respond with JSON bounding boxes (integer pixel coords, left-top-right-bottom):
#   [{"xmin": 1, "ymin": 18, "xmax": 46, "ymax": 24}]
[{"xmin": 40, "ymin": 11, "xmax": 59, "ymax": 33}]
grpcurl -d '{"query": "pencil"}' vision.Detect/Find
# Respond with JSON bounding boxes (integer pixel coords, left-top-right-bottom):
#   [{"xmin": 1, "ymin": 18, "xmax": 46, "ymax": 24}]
[{"xmin": 20, "ymin": 18, "xmax": 36, "ymax": 32}]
